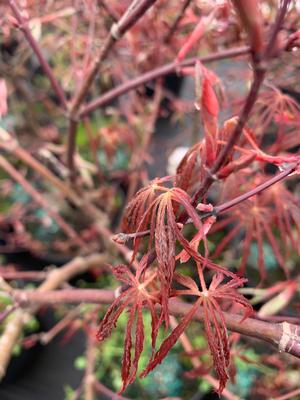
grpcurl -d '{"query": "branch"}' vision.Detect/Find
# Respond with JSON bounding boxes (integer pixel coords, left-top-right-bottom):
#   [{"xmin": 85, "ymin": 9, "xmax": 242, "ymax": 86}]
[
  {"xmin": 0, "ymin": 304, "xmax": 19, "ymax": 325},
  {"xmin": 164, "ymin": 0, "xmax": 193, "ymax": 44},
  {"xmin": 0, "ymin": 253, "xmax": 106, "ymax": 380},
  {"xmin": 84, "ymin": 320, "xmax": 97, "ymax": 400},
  {"xmin": 94, "ymin": 381, "xmax": 131, "ymax": 400},
  {"xmin": 264, "ymin": 0, "xmax": 291, "ymax": 60},
  {"xmin": 9, "ymin": 288, "xmax": 300, "ymax": 360},
  {"xmin": 190, "ymin": 0, "xmax": 291, "ymax": 206},
  {"xmin": 214, "ymin": 162, "xmax": 299, "ymax": 214},
  {"xmin": 67, "ymin": 0, "xmax": 158, "ymax": 178},
  {"xmin": 0, "ymin": 309, "xmax": 30, "ymax": 379},
  {"xmin": 80, "ymin": 46, "xmax": 250, "ymax": 117},
  {"xmin": 97, "ymin": 0, "xmax": 120, "ymax": 22},
  {"xmin": 113, "ymin": 162, "xmax": 299, "ymax": 243},
  {"xmin": 0, "ymin": 154, "xmax": 84, "ymax": 246},
  {"xmin": 0, "ymin": 128, "xmax": 81, "ymax": 206},
  {"xmin": 8, "ymin": 0, "xmax": 67, "ymax": 109},
  {"xmin": 273, "ymin": 388, "xmax": 300, "ymax": 400}
]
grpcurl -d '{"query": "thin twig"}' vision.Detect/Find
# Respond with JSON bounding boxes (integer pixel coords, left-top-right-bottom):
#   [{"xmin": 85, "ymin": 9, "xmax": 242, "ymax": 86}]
[
  {"xmin": 0, "ymin": 253, "xmax": 106, "ymax": 380},
  {"xmin": 122, "ymin": 79, "xmax": 163, "ymax": 208},
  {"xmin": 94, "ymin": 380, "xmax": 131, "ymax": 399},
  {"xmin": 0, "ymin": 128, "xmax": 81, "ymax": 206},
  {"xmin": 214, "ymin": 162, "xmax": 299, "ymax": 214},
  {"xmin": 264, "ymin": 0, "xmax": 292, "ymax": 60},
  {"xmin": 67, "ymin": 0, "xmax": 158, "ymax": 178},
  {"xmin": 164, "ymin": 0, "xmax": 193, "ymax": 44},
  {"xmin": 113, "ymin": 162, "xmax": 299, "ymax": 242},
  {"xmin": 39, "ymin": 306, "xmax": 81, "ymax": 345},
  {"xmin": 190, "ymin": 0, "xmax": 292, "ymax": 207},
  {"xmin": 97, "ymin": 0, "xmax": 120, "ymax": 22},
  {"xmin": 273, "ymin": 387, "xmax": 300, "ymax": 400},
  {"xmin": 8, "ymin": 0, "xmax": 67, "ymax": 109},
  {"xmin": 70, "ymin": 384, "xmax": 84, "ymax": 400},
  {"xmin": 0, "ymin": 269, "xmax": 47, "ymax": 281},
  {"xmin": 0, "ymin": 154, "xmax": 84, "ymax": 246},
  {"xmin": 84, "ymin": 320, "xmax": 97, "ymax": 400},
  {"xmin": 0, "ymin": 304, "xmax": 19, "ymax": 325}
]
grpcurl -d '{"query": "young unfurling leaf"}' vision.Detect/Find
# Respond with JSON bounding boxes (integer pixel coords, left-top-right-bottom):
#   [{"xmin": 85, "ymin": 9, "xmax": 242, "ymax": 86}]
[{"xmin": 177, "ymin": 18, "xmax": 205, "ymax": 62}]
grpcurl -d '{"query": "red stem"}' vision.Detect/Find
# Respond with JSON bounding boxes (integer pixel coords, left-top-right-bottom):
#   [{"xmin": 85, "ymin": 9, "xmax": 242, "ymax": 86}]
[
  {"xmin": 215, "ymin": 162, "xmax": 299, "ymax": 215},
  {"xmin": 113, "ymin": 162, "xmax": 299, "ymax": 242},
  {"xmin": 189, "ymin": 0, "xmax": 291, "ymax": 207},
  {"xmin": 80, "ymin": 46, "xmax": 250, "ymax": 117},
  {"xmin": 12, "ymin": 288, "xmax": 300, "ymax": 359}
]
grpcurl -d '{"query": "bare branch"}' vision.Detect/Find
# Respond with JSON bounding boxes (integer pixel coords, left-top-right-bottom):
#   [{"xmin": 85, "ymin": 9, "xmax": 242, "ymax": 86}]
[
  {"xmin": 80, "ymin": 46, "xmax": 250, "ymax": 117},
  {"xmin": 8, "ymin": 287, "xmax": 300, "ymax": 360},
  {"xmin": 8, "ymin": 0, "xmax": 68, "ymax": 109},
  {"xmin": 0, "ymin": 253, "xmax": 106, "ymax": 380},
  {"xmin": 67, "ymin": 0, "xmax": 158, "ymax": 178}
]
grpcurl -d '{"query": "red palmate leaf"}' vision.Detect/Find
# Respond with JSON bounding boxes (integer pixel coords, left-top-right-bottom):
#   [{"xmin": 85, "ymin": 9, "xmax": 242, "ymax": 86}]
[
  {"xmin": 203, "ymin": 297, "xmax": 229, "ymax": 393},
  {"xmin": 213, "ymin": 171, "xmax": 297, "ymax": 279},
  {"xmin": 141, "ymin": 269, "xmax": 251, "ymax": 393},
  {"xmin": 131, "ymin": 186, "xmax": 207, "ymax": 324},
  {"xmin": 140, "ymin": 298, "xmax": 203, "ymax": 378},
  {"xmin": 201, "ymin": 272, "xmax": 252, "ymax": 392},
  {"xmin": 96, "ymin": 260, "xmax": 159, "ymax": 393},
  {"xmin": 175, "ymin": 116, "xmax": 247, "ymax": 194},
  {"xmin": 251, "ymin": 85, "xmax": 300, "ymax": 145}
]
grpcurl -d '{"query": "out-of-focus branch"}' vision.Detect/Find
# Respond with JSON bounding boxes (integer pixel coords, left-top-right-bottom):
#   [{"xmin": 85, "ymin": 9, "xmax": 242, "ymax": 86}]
[
  {"xmin": 232, "ymin": 0, "xmax": 264, "ymax": 60},
  {"xmin": 97, "ymin": 0, "xmax": 120, "ymax": 22},
  {"xmin": 0, "ymin": 309, "xmax": 31, "ymax": 379},
  {"xmin": 0, "ymin": 154, "xmax": 84, "ymax": 247},
  {"xmin": 122, "ymin": 80, "xmax": 163, "ymax": 207},
  {"xmin": 94, "ymin": 380, "xmax": 131, "ymax": 399},
  {"xmin": 0, "ymin": 128, "xmax": 81, "ymax": 206},
  {"xmin": 67, "ymin": 0, "xmax": 158, "ymax": 178},
  {"xmin": 8, "ymin": 0, "xmax": 68, "ymax": 109},
  {"xmin": 273, "ymin": 388, "xmax": 300, "ymax": 400},
  {"xmin": 80, "ymin": 46, "xmax": 250, "ymax": 117},
  {"xmin": 84, "ymin": 320, "xmax": 97, "ymax": 400},
  {"xmin": 0, "ymin": 253, "xmax": 106, "ymax": 380},
  {"xmin": 164, "ymin": 0, "xmax": 193, "ymax": 44},
  {"xmin": 79, "ymin": 27, "xmax": 296, "ymax": 119}
]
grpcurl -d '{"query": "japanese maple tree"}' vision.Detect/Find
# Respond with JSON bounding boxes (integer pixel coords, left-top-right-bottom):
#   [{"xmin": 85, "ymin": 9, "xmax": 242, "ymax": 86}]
[{"xmin": 0, "ymin": 1, "xmax": 300, "ymax": 399}]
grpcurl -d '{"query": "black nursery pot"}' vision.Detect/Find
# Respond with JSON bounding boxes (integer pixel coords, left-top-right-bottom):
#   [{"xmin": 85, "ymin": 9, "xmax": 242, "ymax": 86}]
[
  {"xmin": 0, "ymin": 309, "xmax": 85, "ymax": 400},
  {"xmin": 0, "ymin": 237, "xmax": 86, "ymax": 399},
  {"xmin": 145, "ymin": 73, "xmax": 184, "ymax": 115},
  {"xmin": 1, "ymin": 327, "xmax": 42, "ymax": 385}
]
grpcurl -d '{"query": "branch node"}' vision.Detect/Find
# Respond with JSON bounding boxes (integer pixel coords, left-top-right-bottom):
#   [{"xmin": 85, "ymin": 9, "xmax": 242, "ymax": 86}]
[
  {"xmin": 278, "ymin": 321, "xmax": 300, "ymax": 357},
  {"xmin": 110, "ymin": 23, "xmax": 121, "ymax": 40}
]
